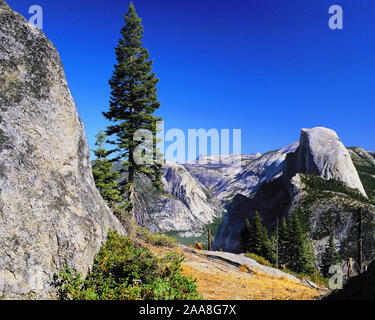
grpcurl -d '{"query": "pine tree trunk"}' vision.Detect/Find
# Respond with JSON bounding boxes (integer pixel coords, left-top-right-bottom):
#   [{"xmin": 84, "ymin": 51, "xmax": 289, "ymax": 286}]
[
  {"xmin": 358, "ymin": 207, "xmax": 363, "ymax": 273},
  {"xmin": 128, "ymin": 148, "xmax": 135, "ymax": 213},
  {"xmin": 128, "ymin": 149, "xmax": 136, "ymax": 239},
  {"xmin": 128, "ymin": 184, "xmax": 135, "ymax": 239}
]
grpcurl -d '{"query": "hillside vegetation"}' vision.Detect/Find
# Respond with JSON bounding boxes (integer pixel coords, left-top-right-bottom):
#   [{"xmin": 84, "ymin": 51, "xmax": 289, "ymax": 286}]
[
  {"xmin": 296, "ymin": 172, "xmax": 375, "ymax": 262},
  {"xmin": 53, "ymin": 231, "xmax": 201, "ymax": 300},
  {"xmin": 349, "ymin": 147, "xmax": 375, "ymax": 199}
]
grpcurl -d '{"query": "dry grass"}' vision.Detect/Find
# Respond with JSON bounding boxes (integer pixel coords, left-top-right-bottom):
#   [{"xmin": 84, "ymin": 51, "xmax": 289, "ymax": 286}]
[{"xmin": 146, "ymin": 244, "xmax": 321, "ymax": 300}]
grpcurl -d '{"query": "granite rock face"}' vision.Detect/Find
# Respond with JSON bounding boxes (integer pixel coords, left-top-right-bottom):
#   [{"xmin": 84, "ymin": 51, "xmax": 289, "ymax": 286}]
[
  {"xmin": 132, "ymin": 146, "xmax": 297, "ymax": 237},
  {"xmin": 132, "ymin": 144, "xmax": 299, "ymax": 235},
  {"xmin": 184, "ymin": 143, "xmax": 299, "ymax": 204},
  {"xmin": 134, "ymin": 162, "xmax": 224, "ymax": 233},
  {"xmin": 0, "ymin": 1, "xmax": 125, "ymax": 299},
  {"xmin": 213, "ymin": 177, "xmax": 290, "ymax": 252},
  {"xmin": 284, "ymin": 127, "xmax": 367, "ymax": 197}
]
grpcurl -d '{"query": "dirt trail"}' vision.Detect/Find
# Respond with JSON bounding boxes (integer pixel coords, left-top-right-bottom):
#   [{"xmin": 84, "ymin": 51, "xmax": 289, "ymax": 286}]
[{"xmin": 148, "ymin": 244, "xmax": 325, "ymax": 300}]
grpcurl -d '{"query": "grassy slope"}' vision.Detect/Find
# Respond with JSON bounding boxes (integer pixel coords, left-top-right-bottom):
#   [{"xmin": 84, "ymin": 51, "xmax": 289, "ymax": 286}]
[{"xmin": 147, "ymin": 243, "xmax": 321, "ymax": 300}]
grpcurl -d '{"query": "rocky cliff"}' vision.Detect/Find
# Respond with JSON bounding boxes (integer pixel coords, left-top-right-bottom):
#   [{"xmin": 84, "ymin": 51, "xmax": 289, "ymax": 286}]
[
  {"xmin": 0, "ymin": 1, "xmax": 125, "ymax": 299},
  {"xmin": 283, "ymin": 127, "xmax": 367, "ymax": 197},
  {"xmin": 131, "ymin": 142, "xmax": 299, "ymax": 239},
  {"xmin": 184, "ymin": 143, "xmax": 298, "ymax": 204},
  {"xmin": 213, "ymin": 128, "xmax": 375, "ymax": 265},
  {"xmin": 132, "ymin": 145, "xmax": 299, "ymax": 241},
  {"xmin": 133, "ymin": 162, "xmax": 224, "ymax": 235}
]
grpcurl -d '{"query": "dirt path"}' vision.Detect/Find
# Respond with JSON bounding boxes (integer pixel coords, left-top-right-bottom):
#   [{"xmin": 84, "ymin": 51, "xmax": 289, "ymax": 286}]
[{"xmin": 148, "ymin": 244, "xmax": 325, "ymax": 300}]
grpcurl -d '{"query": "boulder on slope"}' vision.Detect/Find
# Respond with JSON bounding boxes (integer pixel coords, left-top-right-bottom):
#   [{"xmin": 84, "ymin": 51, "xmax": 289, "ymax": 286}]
[{"xmin": 0, "ymin": 0, "xmax": 125, "ymax": 299}]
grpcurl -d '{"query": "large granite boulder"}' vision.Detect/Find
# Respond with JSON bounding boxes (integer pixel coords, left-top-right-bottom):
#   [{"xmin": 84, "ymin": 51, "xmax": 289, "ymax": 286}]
[{"xmin": 0, "ymin": 0, "xmax": 125, "ymax": 299}]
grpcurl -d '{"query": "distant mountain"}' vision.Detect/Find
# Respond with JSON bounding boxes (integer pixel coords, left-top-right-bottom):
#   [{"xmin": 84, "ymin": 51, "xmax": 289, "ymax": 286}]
[
  {"xmin": 130, "ymin": 144, "xmax": 300, "ymax": 242},
  {"xmin": 184, "ymin": 143, "xmax": 298, "ymax": 204},
  {"xmin": 130, "ymin": 162, "xmax": 224, "ymax": 238}
]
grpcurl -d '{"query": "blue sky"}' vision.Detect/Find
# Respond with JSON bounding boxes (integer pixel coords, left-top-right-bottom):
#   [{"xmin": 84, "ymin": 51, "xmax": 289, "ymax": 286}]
[{"xmin": 7, "ymin": 0, "xmax": 375, "ymax": 159}]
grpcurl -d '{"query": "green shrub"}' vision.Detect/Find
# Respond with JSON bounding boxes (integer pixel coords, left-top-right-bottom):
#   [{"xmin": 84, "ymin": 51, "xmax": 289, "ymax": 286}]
[
  {"xmin": 244, "ymin": 252, "xmax": 272, "ymax": 267},
  {"xmin": 53, "ymin": 231, "xmax": 201, "ymax": 300},
  {"xmin": 137, "ymin": 228, "xmax": 177, "ymax": 247}
]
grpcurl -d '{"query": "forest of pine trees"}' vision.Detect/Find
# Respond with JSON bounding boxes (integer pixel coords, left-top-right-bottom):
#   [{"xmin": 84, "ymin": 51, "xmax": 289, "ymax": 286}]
[{"xmin": 240, "ymin": 211, "xmax": 317, "ymax": 275}]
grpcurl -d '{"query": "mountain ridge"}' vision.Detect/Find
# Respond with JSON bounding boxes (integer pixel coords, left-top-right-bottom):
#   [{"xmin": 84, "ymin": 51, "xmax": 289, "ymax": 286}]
[
  {"xmin": 131, "ymin": 129, "xmax": 375, "ymax": 255},
  {"xmin": 212, "ymin": 128, "xmax": 375, "ymax": 267}
]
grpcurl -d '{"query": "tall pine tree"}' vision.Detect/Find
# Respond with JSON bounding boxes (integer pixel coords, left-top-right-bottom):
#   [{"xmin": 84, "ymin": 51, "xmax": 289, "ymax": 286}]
[
  {"xmin": 262, "ymin": 224, "xmax": 275, "ymax": 264},
  {"xmin": 92, "ymin": 130, "xmax": 122, "ymax": 204},
  {"xmin": 279, "ymin": 218, "xmax": 290, "ymax": 266},
  {"xmin": 288, "ymin": 211, "xmax": 316, "ymax": 274},
  {"xmin": 240, "ymin": 213, "xmax": 277, "ymax": 264},
  {"xmin": 321, "ymin": 235, "xmax": 340, "ymax": 277},
  {"xmin": 249, "ymin": 212, "xmax": 266, "ymax": 256},
  {"xmin": 247, "ymin": 212, "xmax": 273, "ymax": 262},
  {"xmin": 103, "ymin": 3, "xmax": 163, "ymax": 216},
  {"xmin": 240, "ymin": 219, "xmax": 252, "ymax": 253}
]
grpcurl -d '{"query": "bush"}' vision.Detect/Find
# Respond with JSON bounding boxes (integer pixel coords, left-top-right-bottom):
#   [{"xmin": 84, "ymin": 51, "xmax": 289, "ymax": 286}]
[
  {"xmin": 53, "ymin": 231, "xmax": 201, "ymax": 300},
  {"xmin": 244, "ymin": 252, "xmax": 272, "ymax": 267},
  {"xmin": 137, "ymin": 228, "xmax": 177, "ymax": 248}
]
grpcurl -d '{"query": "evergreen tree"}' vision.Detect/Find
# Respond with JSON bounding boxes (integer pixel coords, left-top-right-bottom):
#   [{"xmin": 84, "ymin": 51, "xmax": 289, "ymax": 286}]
[
  {"xmin": 240, "ymin": 212, "xmax": 274, "ymax": 262},
  {"xmin": 321, "ymin": 235, "xmax": 340, "ymax": 278},
  {"xmin": 288, "ymin": 211, "xmax": 316, "ymax": 274},
  {"xmin": 92, "ymin": 130, "xmax": 122, "ymax": 204},
  {"xmin": 249, "ymin": 212, "xmax": 265, "ymax": 255},
  {"xmin": 247, "ymin": 212, "xmax": 273, "ymax": 261},
  {"xmin": 103, "ymin": 2, "xmax": 163, "ymax": 217},
  {"xmin": 262, "ymin": 225, "xmax": 274, "ymax": 263},
  {"xmin": 240, "ymin": 219, "xmax": 252, "ymax": 253},
  {"xmin": 304, "ymin": 238, "xmax": 317, "ymax": 275},
  {"xmin": 279, "ymin": 218, "xmax": 290, "ymax": 266}
]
